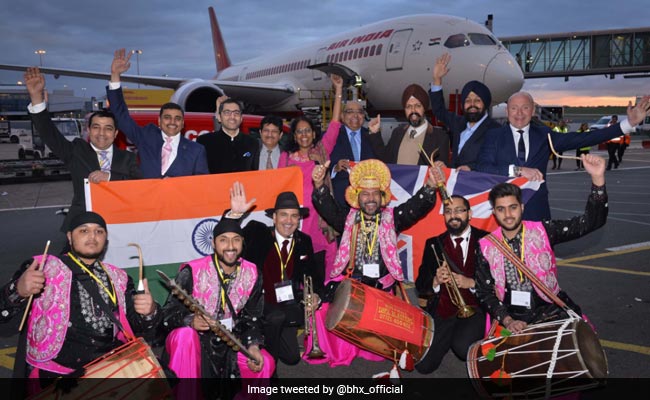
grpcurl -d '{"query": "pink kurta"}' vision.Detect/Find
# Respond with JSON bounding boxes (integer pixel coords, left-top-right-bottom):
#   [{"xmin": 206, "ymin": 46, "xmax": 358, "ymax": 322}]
[{"xmin": 279, "ymin": 120, "xmax": 341, "ymax": 277}]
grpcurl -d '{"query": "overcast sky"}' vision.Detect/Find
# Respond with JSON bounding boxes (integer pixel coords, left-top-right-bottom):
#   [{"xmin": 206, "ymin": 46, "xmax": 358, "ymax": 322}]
[{"xmin": 1, "ymin": 0, "xmax": 647, "ymax": 106}]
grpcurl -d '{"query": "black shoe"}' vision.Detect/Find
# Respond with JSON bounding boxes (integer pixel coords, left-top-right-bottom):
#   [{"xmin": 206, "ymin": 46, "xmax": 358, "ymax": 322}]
[{"xmin": 614, "ymin": 164, "xmax": 619, "ymax": 169}]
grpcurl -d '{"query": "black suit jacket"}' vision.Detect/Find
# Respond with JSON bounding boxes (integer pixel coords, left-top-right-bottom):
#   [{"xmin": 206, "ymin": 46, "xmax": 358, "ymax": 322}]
[
  {"xmin": 329, "ymin": 125, "xmax": 376, "ymax": 206},
  {"xmin": 477, "ymin": 122, "xmax": 623, "ymax": 221},
  {"xmin": 368, "ymin": 123, "xmax": 450, "ymax": 166},
  {"xmin": 429, "ymin": 88, "xmax": 501, "ymax": 170},
  {"xmin": 242, "ymin": 221, "xmax": 324, "ymax": 299},
  {"xmin": 197, "ymin": 129, "xmax": 260, "ymax": 174},
  {"xmin": 31, "ymin": 109, "xmax": 141, "ymax": 232}
]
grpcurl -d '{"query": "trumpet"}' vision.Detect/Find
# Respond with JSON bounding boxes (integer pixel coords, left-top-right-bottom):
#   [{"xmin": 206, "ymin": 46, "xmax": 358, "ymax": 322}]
[
  {"xmin": 431, "ymin": 245, "xmax": 475, "ymax": 319},
  {"xmin": 303, "ymin": 275, "xmax": 325, "ymax": 359}
]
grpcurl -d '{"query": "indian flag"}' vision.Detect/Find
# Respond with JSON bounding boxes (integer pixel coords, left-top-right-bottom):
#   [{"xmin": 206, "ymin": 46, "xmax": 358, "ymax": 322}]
[{"xmin": 85, "ymin": 167, "xmax": 303, "ymax": 301}]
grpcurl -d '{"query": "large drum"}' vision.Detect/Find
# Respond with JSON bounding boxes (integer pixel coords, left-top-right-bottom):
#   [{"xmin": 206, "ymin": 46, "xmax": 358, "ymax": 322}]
[
  {"xmin": 30, "ymin": 337, "xmax": 170, "ymax": 400},
  {"xmin": 325, "ymin": 279, "xmax": 434, "ymax": 363},
  {"xmin": 467, "ymin": 318, "xmax": 608, "ymax": 399}
]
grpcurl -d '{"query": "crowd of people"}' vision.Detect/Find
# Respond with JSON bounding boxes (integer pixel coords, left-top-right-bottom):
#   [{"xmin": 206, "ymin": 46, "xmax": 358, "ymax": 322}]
[{"xmin": 2, "ymin": 49, "xmax": 650, "ymax": 397}]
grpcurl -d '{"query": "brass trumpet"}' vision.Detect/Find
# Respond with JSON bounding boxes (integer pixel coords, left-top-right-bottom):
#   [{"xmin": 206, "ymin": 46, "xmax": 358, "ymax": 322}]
[
  {"xmin": 431, "ymin": 245, "xmax": 475, "ymax": 318},
  {"xmin": 303, "ymin": 275, "xmax": 325, "ymax": 359}
]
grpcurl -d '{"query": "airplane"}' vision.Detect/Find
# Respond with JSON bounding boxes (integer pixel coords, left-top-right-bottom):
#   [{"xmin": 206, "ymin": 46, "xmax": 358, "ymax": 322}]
[{"xmin": 0, "ymin": 7, "xmax": 524, "ymax": 118}]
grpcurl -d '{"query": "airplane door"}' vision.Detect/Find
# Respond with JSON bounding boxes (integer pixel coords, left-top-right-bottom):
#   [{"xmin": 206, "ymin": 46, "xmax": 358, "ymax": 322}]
[
  {"xmin": 312, "ymin": 47, "xmax": 328, "ymax": 81},
  {"xmin": 386, "ymin": 29, "xmax": 413, "ymax": 71}
]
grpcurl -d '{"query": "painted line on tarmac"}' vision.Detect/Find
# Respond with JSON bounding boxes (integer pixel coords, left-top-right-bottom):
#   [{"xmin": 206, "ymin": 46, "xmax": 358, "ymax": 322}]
[
  {"xmin": 559, "ymin": 262, "xmax": 650, "ymax": 276},
  {"xmin": 0, "ymin": 204, "xmax": 68, "ymax": 213},
  {"xmin": 607, "ymin": 241, "xmax": 650, "ymax": 252},
  {"xmin": 551, "ymin": 209, "xmax": 650, "ymax": 227},
  {"xmin": 560, "ymin": 245, "xmax": 650, "ymax": 264},
  {"xmin": 0, "ymin": 347, "xmax": 15, "ymax": 370},
  {"xmin": 600, "ymin": 339, "xmax": 650, "ymax": 356}
]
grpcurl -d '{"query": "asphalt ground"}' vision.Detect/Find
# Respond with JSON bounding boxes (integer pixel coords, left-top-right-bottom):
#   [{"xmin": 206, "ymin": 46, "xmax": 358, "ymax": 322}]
[{"xmin": 0, "ymin": 146, "xmax": 648, "ymax": 381}]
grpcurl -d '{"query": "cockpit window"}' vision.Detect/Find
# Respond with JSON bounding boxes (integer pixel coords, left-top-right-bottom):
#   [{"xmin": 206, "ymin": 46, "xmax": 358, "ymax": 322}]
[
  {"xmin": 469, "ymin": 33, "xmax": 497, "ymax": 45},
  {"xmin": 444, "ymin": 34, "xmax": 470, "ymax": 48}
]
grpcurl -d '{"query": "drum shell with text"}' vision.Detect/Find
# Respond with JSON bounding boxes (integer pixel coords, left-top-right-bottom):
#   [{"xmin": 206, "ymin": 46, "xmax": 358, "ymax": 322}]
[
  {"xmin": 467, "ymin": 318, "xmax": 608, "ymax": 399},
  {"xmin": 325, "ymin": 279, "xmax": 434, "ymax": 363}
]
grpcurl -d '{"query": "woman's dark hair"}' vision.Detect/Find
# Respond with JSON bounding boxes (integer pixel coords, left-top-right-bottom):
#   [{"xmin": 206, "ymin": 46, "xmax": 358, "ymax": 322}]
[{"xmin": 285, "ymin": 116, "xmax": 322, "ymax": 153}]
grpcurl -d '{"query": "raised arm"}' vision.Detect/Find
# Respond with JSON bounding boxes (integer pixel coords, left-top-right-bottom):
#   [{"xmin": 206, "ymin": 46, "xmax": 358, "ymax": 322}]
[{"xmin": 321, "ymin": 74, "xmax": 344, "ymax": 155}]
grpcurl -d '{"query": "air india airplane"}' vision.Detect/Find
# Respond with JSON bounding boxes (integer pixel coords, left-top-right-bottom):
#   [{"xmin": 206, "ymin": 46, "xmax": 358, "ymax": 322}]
[{"xmin": 1, "ymin": 7, "xmax": 523, "ymax": 116}]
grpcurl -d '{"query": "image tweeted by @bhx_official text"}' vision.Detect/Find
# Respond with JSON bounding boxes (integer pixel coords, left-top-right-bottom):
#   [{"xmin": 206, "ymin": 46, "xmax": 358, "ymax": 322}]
[{"xmin": 248, "ymin": 383, "xmax": 404, "ymax": 396}]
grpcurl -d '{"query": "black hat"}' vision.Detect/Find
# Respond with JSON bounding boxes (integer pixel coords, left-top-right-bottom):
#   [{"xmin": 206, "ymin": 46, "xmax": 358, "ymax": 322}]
[
  {"xmin": 68, "ymin": 211, "xmax": 107, "ymax": 232},
  {"xmin": 265, "ymin": 192, "xmax": 309, "ymax": 218},
  {"xmin": 212, "ymin": 217, "xmax": 244, "ymax": 238},
  {"xmin": 461, "ymin": 80, "xmax": 492, "ymax": 109}
]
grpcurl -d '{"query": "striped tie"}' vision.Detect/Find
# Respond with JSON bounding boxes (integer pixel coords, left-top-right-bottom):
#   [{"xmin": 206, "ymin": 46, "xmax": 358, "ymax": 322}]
[
  {"xmin": 265, "ymin": 149, "xmax": 274, "ymax": 170},
  {"xmin": 98, "ymin": 150, "xmax": 110, "ymax": 172}
]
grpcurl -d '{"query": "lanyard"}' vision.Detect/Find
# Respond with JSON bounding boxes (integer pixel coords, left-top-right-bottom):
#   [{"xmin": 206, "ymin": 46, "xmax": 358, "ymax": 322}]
[
  {"xmin": 360, "ymin": 213, "xmax": 379, "ymax": 259},
  {"xmin": 502, "ymin": 226, "xmax": 526, "ymax": 283},
  {"xmin": 67, "ymin": 252, "xmax": 117, "ymax": 306},
  {"xmin": 213, "ymin": 254, "xmax": 238, "ymax": 313},
  {"xmin": 273, "ymin": 240, "xmax": 295, "ymax": 281}
]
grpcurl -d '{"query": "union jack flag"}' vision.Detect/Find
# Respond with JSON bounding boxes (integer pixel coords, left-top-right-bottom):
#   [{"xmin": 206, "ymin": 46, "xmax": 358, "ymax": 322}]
[{"xmin": 386, "ymin": 164, "xmax": 542, "ymax": 282}]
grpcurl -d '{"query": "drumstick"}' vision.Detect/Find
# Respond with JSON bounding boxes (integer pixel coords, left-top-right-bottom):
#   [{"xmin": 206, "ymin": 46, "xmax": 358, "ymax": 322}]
[
  {"xmin": 128, "ymin": 243, "xmax": 145, "ymax": 292},
  {"xmin": 547, "ymin": 133, "xmax": 581, "ymax": 160},
  {"xmin": 18, "ymin": 240, "xmax": 50, "ymax": 332}
]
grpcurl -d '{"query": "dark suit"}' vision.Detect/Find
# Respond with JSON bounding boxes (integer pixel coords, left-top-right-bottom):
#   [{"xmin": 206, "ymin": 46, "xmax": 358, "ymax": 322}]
[
  {"xmin": 368, "ymin": 123, "xmax": 450, "ymax": 166},
  {"xmin": 196, "ymin": 129, "xmax": 259, "ymax": 174},
  {"xmin": 329, "ymin": 125, "xmax": 376, "ymax": 206},
  {"xmin": 429, "ymin": 89, "xmax": 501, "ymax": 169},
  {"xmin": 477, "ymin": 122, "xmax": 624, "ymax": 221},
  {"xmin": 415, "ymin": 227, "xmax": 487, "ymax": 373},
  {"xmin": 106, "ymin": 87, "xmax": 208, "ymax": 178},
  {"xmin": 242, "ymin": 220, "xmax": 323, "ymax": 365},
  {"xmin": 31, "ymin": 109, "xmax": 141, "ymax": 232}
]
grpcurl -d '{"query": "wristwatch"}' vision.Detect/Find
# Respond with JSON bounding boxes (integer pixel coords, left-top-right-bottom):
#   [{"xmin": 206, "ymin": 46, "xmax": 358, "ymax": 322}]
[{"xmin": 513, "ymin": 166, "xmax": 522, "ymax": 177}]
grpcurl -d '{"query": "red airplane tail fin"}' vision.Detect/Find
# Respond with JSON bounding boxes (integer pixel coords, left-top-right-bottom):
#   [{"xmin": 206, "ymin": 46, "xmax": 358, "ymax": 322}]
[{"xmin": 209, "ymin": 6, "xmax": 231, "ymax": 73}]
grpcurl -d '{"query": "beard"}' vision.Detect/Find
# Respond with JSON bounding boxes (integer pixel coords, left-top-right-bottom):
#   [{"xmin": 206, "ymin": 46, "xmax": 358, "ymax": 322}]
[
  {"xmin": 407, "ymin": 112, "xmax": 424, "ymax": 127},
  {"xmin": 216, "ymin": 249, "xmax": 242, "ymax": 267},
  {"xmin": 446, "ymin": 218, "xmax": 470, "ymax": 236},
  {"xmin": 70, "ymin": 239, "xmax": 105, "ymax": 261},
  {"xmin": 464, "ymin": 107, "xmax": 485, "ymax": 123},
  {"xmin": 360, "ymin": 201, "xmax": 380, "ymax": 217}
]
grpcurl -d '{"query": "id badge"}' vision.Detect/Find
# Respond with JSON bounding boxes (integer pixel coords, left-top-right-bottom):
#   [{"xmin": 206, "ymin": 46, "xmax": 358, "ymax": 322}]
[
  {"xmin": 363, "ymin": 263, "xmax": 380, "ymax": 278},
  {"xmin": 219, "ymin": 317, "xmax": 233, "ymax": 331},
  {"xmin": 274, "ymin": 280, "xmax": 294, "ymax": 303},
  {"xmin": 511, "ymin": 290, "xmax": 531, "ymax": 308}
]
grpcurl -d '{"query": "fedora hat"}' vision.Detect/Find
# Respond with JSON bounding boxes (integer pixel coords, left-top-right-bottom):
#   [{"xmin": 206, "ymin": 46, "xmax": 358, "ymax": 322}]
[{"xmin": 265, "ymin": 192, "xmax": 309, "ymax": 218}]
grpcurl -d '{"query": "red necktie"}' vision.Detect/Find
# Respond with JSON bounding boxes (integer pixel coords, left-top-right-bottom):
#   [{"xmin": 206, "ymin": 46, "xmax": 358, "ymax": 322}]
[{"xmin": 454, "ymin": 237, "xmax": 465, "ymax": 266}]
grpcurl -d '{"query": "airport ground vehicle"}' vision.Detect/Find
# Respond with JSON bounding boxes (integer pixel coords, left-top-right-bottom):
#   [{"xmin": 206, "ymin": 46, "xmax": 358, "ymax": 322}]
[
  {"xmin": 589, "ymin": 115, "xmax": 627, "ymax": 131},
  {"xmin": 15, "ymin": 118, "xmax": 83, "ymax": 159}
]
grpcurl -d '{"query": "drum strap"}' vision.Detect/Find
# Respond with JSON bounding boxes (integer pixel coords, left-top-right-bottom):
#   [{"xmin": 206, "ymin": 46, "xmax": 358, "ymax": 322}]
[
  {"xmin": 485, "ymin": 234, "xmax": 570, "ymax": 311},
  {"xmin": 345, "ymin": 222, "xmax": 360, "ymax": 277}
]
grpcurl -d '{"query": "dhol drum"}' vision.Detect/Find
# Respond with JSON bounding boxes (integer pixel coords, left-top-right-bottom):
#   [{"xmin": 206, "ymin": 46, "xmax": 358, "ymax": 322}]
[
  {"xmin": 467, "ymin": 317, "xmax": 608, "ymax": 399},
  {"xmin": 30, "ymin": 337, "xmax": 170, "ymax": 400},
  {"xmin": 325, "ymin": 279, "xmax": 434, "ymax": 363}
]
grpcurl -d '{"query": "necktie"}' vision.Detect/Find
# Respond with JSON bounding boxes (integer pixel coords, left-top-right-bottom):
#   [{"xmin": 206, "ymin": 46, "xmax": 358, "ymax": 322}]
[
  {"xmin": 409, "ymin": 129, "xmax": 417, "ymax": 139},
  {"xmin": 161, "ymin": 136, "xmax": 173, "ymax": 175},
  {"xmin": 349, "ymin": 131, "xmax": 360, "ymax": 161},
  {"xmin": 454, "ymin": 237, "xmax": 465, "ymax": 266},
  {"xmin": 265, "ymin": 149, "xmax": 274, "ymax": 170},
  {"xmin": 98, "ymin": 150, "xmax": 111, "ymax": 172},
  {"xmin": 280, "ymin": 239, "xmax": 289, "ymax": 277},
  {"xmin": 517, "ymin": 129, "xmax": 526, "ymax": 164}
]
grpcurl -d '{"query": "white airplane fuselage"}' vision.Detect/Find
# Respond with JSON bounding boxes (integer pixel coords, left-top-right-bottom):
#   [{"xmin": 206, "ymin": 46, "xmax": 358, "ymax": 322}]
[{"xmin": 204, "ymin": 14, "xmax": 523, "ymax": 114}]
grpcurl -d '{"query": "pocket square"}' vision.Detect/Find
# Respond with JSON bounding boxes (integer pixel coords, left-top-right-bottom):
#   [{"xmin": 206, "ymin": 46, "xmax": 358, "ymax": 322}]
[
  {"xmin": 243, "ymin": 152, "xmax": 251, "ymax": 158},
  {"xmin": 300, "ymin": 255, "xmax": 308, "ymax": 260}
]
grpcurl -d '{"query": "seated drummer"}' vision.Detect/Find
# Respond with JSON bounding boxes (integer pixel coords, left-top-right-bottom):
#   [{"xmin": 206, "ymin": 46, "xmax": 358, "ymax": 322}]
[
  {"xmin": 311, "ymin": 158, "xmax": 441, "ymax": 292},
  {"xmin": 0, "ymin": 212, "xmax": 160, "ymax": 384},
  {"xmin": 415, "ymin": 195, "xmax": 488, "ymax": 374},
  {"xmin": 475, "ymin": 154, "xmax": 607, "ymax": 334}
]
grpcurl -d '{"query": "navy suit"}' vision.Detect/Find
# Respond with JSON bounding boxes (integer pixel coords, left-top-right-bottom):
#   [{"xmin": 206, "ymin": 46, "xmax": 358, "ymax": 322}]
[
  {"xmin": 429, "ymin": 89, "xmax": 501, "ymax": 170},
  {"xmin": 106, "ymin": 87, "xmax": 208, "ymax": 178},
  {"xmin": 477, "ymin": 122, "xmax": 624, "ymax": 220},
  {"xmin": 329, "ymin": 125, "xmax": 376, "ymax": 206}
]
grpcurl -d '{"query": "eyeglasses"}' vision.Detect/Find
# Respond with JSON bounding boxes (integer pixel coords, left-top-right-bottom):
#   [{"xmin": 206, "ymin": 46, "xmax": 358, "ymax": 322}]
[
  {"xmin": 344, "ymin": 110, "xmax": 364, "ymax": 115},
  {"xmin": 295, "ymin": 128, "xmax": 313, "ymax": 135},
  {"xmin": 443, "ymin": 208, "xmax": 468, "ymax": 215},
  {"xmin": 221, "ymin": 110, "xmax": 242, "ymax": 117}
]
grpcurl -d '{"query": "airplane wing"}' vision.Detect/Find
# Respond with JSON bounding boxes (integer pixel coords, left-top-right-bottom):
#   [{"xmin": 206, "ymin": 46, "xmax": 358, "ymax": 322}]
[{"xmin": 0, "ymin": 63, "xmax": 295, "ymax": 105}]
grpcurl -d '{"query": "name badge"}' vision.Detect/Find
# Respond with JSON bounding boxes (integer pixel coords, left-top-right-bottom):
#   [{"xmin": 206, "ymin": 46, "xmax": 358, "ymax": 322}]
[
  {"xmin": 219, "ymin": 317, "xmax": 233, "ymax": 331},
  {"xmin": 511, "ymin": 290, "xmax": 531, "ymax": 308},
  {"xmin": 363, "ymin": 263, "xmax": 380, "ymax": 278},
  {"xmin": 274, "ymin": 280, "xmax": 294, "ymax": 303}
]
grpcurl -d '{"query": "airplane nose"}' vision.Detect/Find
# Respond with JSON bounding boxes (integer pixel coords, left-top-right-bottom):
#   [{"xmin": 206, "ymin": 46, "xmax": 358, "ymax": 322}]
[{"xmin": 484, "ymin": 51, "xmax": 524, "ymax": 104}]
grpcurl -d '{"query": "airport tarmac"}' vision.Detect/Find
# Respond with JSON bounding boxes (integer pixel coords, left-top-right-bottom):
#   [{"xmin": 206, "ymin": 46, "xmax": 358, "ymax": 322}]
[{"xmin": 0, "ymin": 146, "xmax": 648, "ymax": 381}]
